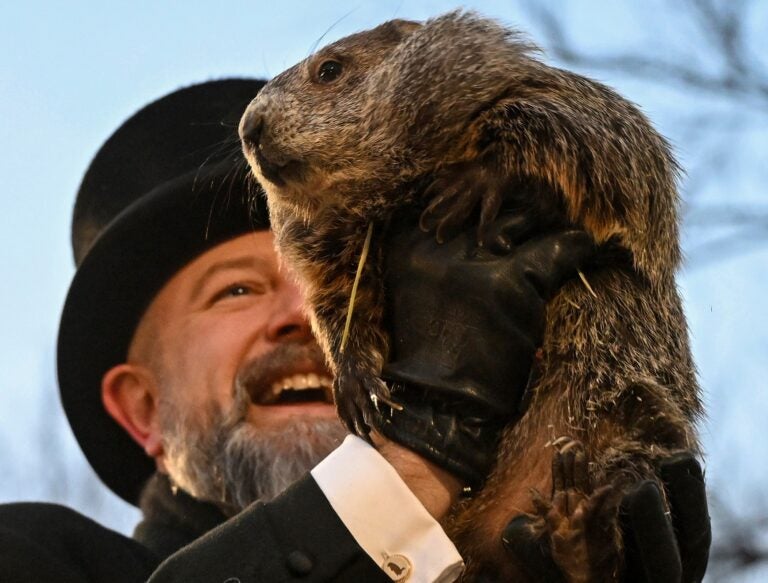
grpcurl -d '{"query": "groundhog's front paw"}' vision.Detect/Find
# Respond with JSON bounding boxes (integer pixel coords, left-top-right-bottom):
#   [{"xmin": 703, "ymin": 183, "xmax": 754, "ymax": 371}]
[
  {"xmin": 335, "ymin": 359, "xmax": 397, "ymax": 437},
  {"xmin": 531, "ymin": 437, "xmax": 623, "ymax": 583},
  {"xmin": 419, "ymin": 156, "xmax": 507, "ymax": 245}
]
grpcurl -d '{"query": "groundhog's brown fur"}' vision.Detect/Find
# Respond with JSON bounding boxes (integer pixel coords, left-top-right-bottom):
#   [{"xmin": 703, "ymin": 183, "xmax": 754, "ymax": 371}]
[{"xmin": 240, "ymin": 11, "xmax": 702, "ymax": 581}]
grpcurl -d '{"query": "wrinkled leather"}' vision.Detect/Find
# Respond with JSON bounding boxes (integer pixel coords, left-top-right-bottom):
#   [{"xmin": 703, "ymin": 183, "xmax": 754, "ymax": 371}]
[{"xmin": 373, "ymin": 211, "xmax": 596, "ymax": 485}]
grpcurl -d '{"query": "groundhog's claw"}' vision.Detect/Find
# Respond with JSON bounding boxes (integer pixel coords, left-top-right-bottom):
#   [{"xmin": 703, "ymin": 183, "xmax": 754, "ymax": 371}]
[
  {"xmin": 552, "ymin": 436, "xmax": 591, "ymax": 495},
  {"xmin": 420, "ymin": 177, "xmax": 481, "ymax": 243},
  {"xmin": 335, "ymin": 379, "xmax": 371, "ymax": 437},
  {"xmin": 334, "ymin": 360, "xmax": 395, "ymax": 437},
  {"xmin": 531, "ymin": 437, "xmax": 623, "ymax": 583},
  {"xmin": 419, "ymin": 157, "xmax": 506, "ymax": 245}
]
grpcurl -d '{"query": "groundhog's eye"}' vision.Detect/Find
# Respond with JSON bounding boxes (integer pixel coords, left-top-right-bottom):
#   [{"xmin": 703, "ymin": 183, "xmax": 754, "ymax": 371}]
[{"xmin": 317, "ymin": 60, "xmax": 343, "ymax": 84}]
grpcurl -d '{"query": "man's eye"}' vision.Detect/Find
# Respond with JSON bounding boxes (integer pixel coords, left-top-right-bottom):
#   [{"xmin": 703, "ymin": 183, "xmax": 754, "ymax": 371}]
[
  {"xmin": 212, "ymin": 284, "xmax": 259, "ymax": 303},
  {"xmin": 225, "ymin": 285, "xmax": 249, "ymax": 297}
]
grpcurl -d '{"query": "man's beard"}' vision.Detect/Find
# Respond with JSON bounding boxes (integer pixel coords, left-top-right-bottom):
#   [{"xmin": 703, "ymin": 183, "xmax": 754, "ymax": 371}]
[{"xmin": 158, "ymin": 343, "xmax": 346, "ymax": 515}]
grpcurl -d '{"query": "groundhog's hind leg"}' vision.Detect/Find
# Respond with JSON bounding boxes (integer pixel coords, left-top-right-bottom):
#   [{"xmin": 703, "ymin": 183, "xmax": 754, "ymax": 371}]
[{"xmin": 531, "ymin": 437, "xmax": 623, "ymax": 583}]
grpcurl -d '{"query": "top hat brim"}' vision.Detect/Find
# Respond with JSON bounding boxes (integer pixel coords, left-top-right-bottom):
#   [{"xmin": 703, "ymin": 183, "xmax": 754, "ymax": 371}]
[{"xmin": 57, "ymin": 160, "xmax": 268, "ymax": 505}]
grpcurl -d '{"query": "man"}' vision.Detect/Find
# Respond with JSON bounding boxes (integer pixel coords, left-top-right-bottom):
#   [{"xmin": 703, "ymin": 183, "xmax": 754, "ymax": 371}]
[{"xmin": 0, "ymin": 79, "xmax": 709, "ymax": 582}]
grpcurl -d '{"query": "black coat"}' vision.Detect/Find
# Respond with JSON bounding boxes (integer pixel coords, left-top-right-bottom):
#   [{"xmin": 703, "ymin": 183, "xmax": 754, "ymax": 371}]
[{"xmin": 0, "ymin": 473, "xmax": 392, "ymax": 582}]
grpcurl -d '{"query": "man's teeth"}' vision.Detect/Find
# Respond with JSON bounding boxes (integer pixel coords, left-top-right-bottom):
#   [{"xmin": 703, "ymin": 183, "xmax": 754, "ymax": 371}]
[{"xmin": 269, "ymin": 374, "xmax": 333, "ymax": 397}]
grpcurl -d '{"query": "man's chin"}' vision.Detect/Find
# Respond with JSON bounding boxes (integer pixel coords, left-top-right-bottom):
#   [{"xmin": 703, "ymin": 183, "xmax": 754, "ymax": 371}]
[{"xmin": 162, "ymin": 409, "xmax": 347, "ymax": 513}]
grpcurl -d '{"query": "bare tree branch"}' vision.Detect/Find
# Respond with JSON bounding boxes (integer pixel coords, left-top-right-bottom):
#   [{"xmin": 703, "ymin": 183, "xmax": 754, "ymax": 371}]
[
  {"xmin": 685, "ymin": 228, "xmax": 768, "ymax": 267},
  {"xmin": 707, "ymin": 496, "xmax": 768, "ymax": 580},
  {"xmin": 521, "ymin": 0, "xmax": 768, "ymax": 274},
  {"xmin": 526, "ymin": 0, "xmax": 768, "ymax": 108},
  {"xmin": 685, "ymin": 205, "xmax": 768, "ymax": 227},
  {"xmin": 690, "ymin": 0, "xmax": 747, "ymax": 74}
]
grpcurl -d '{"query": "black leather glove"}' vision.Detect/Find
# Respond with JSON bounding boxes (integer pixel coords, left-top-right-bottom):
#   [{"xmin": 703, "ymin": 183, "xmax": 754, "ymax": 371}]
[
  {"xmin": 621, "ymin": 453, "xmax": 711, "ymax": 583},
  {"xmin": 502, "ymin": 453, "xmax": 711, "ymax": 582},
  {"xmin": 371, "ymin": 211, "xmax": 597, "ymax": 486}
]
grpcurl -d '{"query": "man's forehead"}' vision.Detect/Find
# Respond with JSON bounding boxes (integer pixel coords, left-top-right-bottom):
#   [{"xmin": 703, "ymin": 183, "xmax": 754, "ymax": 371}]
[
  {"xmin": 184, "ymin": 230, "xmax": 276, "ymax": 282},
  {"xmin": 156, "ymin": 231, "xmax": 277, "ymax": 301},
  {"xmin": 130, "ymin": 231, "xmax": 277, "ymax": 352}
]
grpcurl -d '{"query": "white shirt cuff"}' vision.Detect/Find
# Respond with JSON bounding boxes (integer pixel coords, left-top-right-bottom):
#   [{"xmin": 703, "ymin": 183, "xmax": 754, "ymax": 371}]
[{"xmin": 311, "ymin": 435, "xmax": 464, "ymax": 583}]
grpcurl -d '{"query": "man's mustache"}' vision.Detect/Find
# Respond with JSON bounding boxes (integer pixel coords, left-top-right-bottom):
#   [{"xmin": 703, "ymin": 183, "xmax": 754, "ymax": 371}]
[{"xmin": 233, "ymin": 341, "xmax": 330, "ymax": 406}]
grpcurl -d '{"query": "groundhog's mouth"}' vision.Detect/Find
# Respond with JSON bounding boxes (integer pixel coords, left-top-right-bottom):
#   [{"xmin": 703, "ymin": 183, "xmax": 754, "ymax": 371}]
[{"xmin": 252, "ymin": 148, "xmax": 306, "ymax": 188}]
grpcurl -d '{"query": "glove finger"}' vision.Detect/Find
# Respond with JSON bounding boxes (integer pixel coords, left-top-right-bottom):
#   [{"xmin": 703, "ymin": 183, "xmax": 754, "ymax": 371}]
[
  {"xmin": 514, "ymin": 230, "xmax": 597, "ymax": 300},
  {"xmin": 371, "ymin": 397, "xmax": 489, "ymax": 488},
  {"xmin": 659, "ymin": 453, "xmax": 711, "ymax": 583},
  {"xmin": 502, "ymin": 515, "xmax": 567, "ymax": 583},
  {"xmin": 621, "ymin": 480, "xmax": 682, "ymax": 583}
]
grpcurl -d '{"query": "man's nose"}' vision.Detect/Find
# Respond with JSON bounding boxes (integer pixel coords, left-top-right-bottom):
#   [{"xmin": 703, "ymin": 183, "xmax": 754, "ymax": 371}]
[{"xmin": 266, "ymin": 282, "xmax": 313, "ymax": 343}]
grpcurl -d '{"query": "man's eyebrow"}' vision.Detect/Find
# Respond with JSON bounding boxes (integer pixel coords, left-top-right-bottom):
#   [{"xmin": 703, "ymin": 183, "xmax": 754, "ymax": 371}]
[{"xmin": 189, "ymin": 256, "xmax": 267, "ymax": 302}]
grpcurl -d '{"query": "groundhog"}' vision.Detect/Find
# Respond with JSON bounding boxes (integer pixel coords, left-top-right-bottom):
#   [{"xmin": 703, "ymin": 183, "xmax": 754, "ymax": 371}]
[{"xmin": 239, "ymin": 11, "xmax": 702, "ymax": 582}]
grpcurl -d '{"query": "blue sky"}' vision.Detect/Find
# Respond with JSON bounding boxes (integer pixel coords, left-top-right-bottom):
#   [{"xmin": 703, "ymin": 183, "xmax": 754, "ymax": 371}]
[{"xmin": 1, "ymin": 2, "xmax": 767, "ymax": 577}]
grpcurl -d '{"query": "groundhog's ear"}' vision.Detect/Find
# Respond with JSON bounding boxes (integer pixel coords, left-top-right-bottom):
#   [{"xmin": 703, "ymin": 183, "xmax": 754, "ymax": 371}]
[{"xmin": 384, "ymin": 19, "xmax": 422, "ymax": 41}]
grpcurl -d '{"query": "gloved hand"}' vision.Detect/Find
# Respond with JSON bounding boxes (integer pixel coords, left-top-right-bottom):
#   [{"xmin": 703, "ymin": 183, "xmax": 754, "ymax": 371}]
[
  {"xmin": 502, "ymin": 453, "xmax": 711, "ymax": 582},
  {"xmin": 371, "ymin": 210, "xmax": 597, "ymax": 487},
  {"xmin": 622, "ymin": 453, "xmax": 711, "ymax": 583}
]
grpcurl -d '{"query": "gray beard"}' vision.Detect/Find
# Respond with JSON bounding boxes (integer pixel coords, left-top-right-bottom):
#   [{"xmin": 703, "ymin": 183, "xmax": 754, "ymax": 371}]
[{"xmin": 159, "ymin": 382, "xmax": 346, "ymax": 515}]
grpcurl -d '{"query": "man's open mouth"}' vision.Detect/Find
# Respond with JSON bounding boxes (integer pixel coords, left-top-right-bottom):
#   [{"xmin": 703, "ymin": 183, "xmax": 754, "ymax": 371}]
[{"xmin": 255, "ymin": 373, "xmax": 334, "ymax": 406}]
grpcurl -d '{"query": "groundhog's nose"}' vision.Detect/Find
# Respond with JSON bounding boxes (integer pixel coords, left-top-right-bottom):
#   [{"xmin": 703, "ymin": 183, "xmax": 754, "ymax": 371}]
[{"xmin": 239, "ymin": 109, "xmax": 264, "ymax": 148}]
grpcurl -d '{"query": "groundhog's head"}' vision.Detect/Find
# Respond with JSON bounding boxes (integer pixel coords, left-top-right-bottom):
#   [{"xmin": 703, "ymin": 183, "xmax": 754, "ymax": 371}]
[
  {"xmin": 239, "ymin": 18, "xmax": 420, "ymax": 217},
  {"xmin": 240, "ymin": 11, "xmax": 536, "ymax": 218}
]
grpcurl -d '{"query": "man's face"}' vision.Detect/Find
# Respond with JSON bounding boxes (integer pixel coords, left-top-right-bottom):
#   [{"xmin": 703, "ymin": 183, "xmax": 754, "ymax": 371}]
[{"xmin": 128, "ymin": 231, "xmax": 345, "ymax": 512}]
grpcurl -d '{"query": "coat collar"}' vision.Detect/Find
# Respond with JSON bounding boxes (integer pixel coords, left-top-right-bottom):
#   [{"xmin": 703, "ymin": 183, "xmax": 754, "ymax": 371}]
[{"xmin": 133, "ymin": 473, "xmax": 228, "ymax": 560}]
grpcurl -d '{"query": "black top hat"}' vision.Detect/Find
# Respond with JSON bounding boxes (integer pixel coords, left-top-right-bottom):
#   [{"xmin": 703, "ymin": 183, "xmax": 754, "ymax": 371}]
[{"xmin": 57, "ymin": 78, "xmax": 268, "ymax": 505}]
